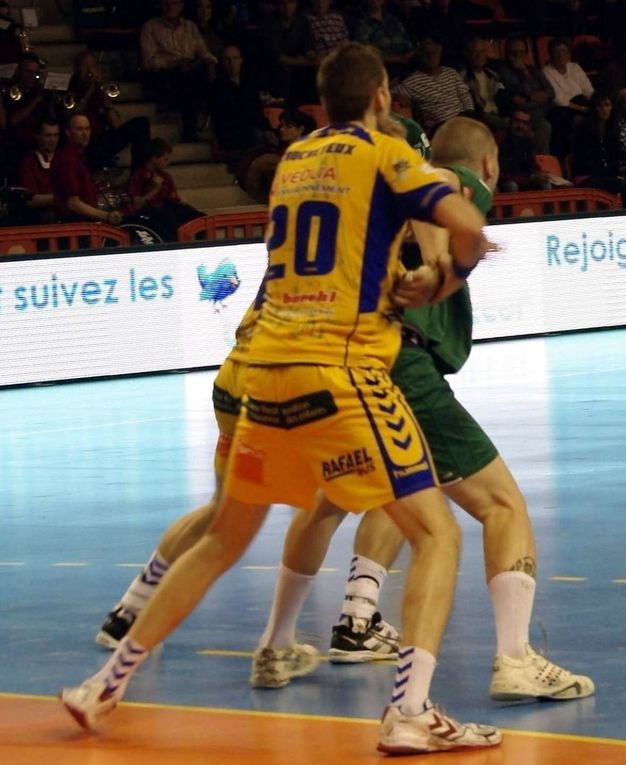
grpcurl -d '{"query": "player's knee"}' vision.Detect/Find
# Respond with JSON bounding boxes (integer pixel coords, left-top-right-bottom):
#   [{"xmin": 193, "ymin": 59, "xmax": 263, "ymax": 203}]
[{"xmin": 467, "ymin": 485, "xmax": 528, "ymax": 527}]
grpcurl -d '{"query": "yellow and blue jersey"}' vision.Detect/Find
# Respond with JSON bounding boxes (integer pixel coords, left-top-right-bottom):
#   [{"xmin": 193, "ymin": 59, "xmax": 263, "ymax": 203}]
[{"xmin": 246, "ymin": 123, "xmax": 454, "ymax": 370}]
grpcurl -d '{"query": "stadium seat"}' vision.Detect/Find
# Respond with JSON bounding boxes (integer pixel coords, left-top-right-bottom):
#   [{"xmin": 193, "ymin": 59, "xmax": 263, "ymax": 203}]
[{"xmin": 535, "ymin": 154, "xmax": 564, "ymax": 177}]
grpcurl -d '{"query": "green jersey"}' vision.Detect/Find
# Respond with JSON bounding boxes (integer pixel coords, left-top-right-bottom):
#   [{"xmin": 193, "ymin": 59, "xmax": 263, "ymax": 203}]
[
  {"xmin": 391, "ymin": 113, "xmax": 431, "ymax": 160},
  {"xmin": 401, "ymin": 165, "xmax": 493, "ymax": 375}
]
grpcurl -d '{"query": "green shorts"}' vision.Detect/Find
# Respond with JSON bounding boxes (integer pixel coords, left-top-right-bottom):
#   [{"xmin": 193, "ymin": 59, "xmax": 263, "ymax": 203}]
[{"xmin": 391, "ymin": 347, "xmax": 498, "ymax": 484}]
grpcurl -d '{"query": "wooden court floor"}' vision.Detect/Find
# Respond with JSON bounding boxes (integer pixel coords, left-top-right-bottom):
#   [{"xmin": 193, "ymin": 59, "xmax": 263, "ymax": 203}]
[
  {"xmin": 1, "ymin": 329, "xmax": 625, "ymax": 763},
  {"xmin": 2, "ymin": 694, "xmax": 626, "ymax": 765}
]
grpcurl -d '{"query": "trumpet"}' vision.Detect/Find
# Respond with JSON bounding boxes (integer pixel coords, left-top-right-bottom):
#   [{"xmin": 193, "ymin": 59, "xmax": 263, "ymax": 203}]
[
  {"xmin": 2, "ymin": 73, "xmax": 44, "ymax": 102},
  {"xmin": 62, "ymin": 81, "xmax": 121, "ymax": 110}
]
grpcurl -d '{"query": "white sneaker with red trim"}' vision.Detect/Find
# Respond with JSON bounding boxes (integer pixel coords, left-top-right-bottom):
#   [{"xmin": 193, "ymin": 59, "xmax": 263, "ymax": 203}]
[{"xmin": 377, "ymin": 700, "xmax": 502, "ymax": 754}]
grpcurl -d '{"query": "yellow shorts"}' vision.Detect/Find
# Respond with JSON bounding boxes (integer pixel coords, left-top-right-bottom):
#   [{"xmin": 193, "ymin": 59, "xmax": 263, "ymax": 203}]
[
  {"xmin": 212, "ymin": 357, "xmax": 247, "ymax": 480},
  {"xmin": 224, "ymin": 364, "xmax": 437, "ymax": 512}
]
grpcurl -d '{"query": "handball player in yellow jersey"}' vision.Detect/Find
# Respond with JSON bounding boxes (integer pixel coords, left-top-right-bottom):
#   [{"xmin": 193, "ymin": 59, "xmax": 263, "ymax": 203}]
[{"xmin": 61, "ymin": 43, "xmax": 501, "ymax": 754}]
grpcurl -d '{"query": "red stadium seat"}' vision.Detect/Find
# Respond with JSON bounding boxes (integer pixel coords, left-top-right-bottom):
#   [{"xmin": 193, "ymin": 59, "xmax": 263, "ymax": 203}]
[
  {"xmin": 0, "ymin": 223, "xmax": 129, "ymax": 255},
  {"xmin": 491, "ymin": 188, "xmax": 621, "ymax": 219}
]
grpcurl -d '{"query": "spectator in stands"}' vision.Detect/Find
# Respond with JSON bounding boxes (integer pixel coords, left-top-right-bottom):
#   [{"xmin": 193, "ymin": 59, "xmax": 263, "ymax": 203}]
[
  {"xmin": 4, "ymin": 53, "xmax": 60, "ymax": 162},
  {"xmin": 543, "ymin": 37, "xmax": 593, "ymax": 156},
  {"xmin": 257, "ymin": 0, "xmax": 317, "ymax": 104},
  {"xmin": 18, "ymin": 117, "xmax": 59, "ymax": 224},
  {"xmin": 140, "ymin": 0, "xmax": 217, "ymax": 142},
  {"xmin": 127, "ymin": 138, "xmax": 203, "ymax": 241},
  {"xmin": 406, "ymin": 0, "xmax": 465, "ymax": 66},
  {"xmin": 498, "ymin": 107, "xmax": 552, "ymax": 190},
  {"xmin": 499, "ymin": 35, "xmax": 554, "ymax": 153},
  {"xmin": 534, "ymin": 0, "xmax": 586, "ymax": 36},
  {"xmin": 236, "ymin": 107, "xmax": 316, "ymax": 203},
  {"xmin": 616, "ymin": 87, "xmax": 626, "ymax": 177},
  {"xmin": 596, "ymin": 29, "xmax": 626, "ymax": 101},
  {"xmin": 461, "ymin": 35, "xmax": 509, "ymax": 131},
  {"xmin": 543, "ymin": 37, "xmax": 593, "ymax": 112},
  {"xmin": 354, "ymin": 0, "xmax": 413, "ymax": 76},
  {"xmin": 51, "ymin": 112, "xmax": 122, "ymax": 224},
  {"xmin": 195, "ymin": 0, "xmax": 225, "ymax": 59},
  {"xmin": 392, "ymin": 35, "xmax": 474, "ymax": 135},
  {"xmin": 208, "ymin": 44, "xmax": 271, "ymax": 152},
  {"xmin": 68, "ymin": 52, "xmax": 151, "ymax": 173},
  {"xmin": 308, "ymin": 0, "xmax": 349, "ymax": 58},
  {"xmin": 572, "ymin": 90, "xmax": 626, "ymax": 201},
  {"xmin": 0, "ymin": 0, "xmax": 23, "ymax": 65}
]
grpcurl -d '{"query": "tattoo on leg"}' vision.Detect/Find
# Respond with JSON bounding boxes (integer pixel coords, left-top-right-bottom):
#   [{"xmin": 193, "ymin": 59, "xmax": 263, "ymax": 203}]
[{"xmin": 509, "ymin": 557, "xmax": 537, "ymax": 578}]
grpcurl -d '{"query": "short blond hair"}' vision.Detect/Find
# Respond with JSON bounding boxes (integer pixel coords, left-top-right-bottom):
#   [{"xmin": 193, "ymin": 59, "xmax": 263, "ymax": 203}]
[{"xmin": 430, "ymin": 117, "xmax": 497, "ymax": 170}]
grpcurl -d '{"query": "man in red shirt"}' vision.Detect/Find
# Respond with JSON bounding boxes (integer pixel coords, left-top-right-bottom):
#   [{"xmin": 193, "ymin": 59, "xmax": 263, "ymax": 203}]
[
  {"xmin": 50, "ymin": 113, "xmax": 122, "ymax": 225},
  {"xmin": 18, "ymin": 118, "xmax": 59, "ymax": 223}
]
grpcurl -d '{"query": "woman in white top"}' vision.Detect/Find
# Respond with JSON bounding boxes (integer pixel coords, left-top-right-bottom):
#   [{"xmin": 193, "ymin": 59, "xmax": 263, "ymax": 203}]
[{"xmin": 543, "ymin": 37, "xmax": 594, "ymax": 111}]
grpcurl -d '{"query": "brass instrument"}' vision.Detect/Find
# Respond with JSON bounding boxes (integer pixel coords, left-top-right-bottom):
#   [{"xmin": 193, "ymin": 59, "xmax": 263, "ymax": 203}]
[
  {"xmin": 62, "ymin": 81, "xmax": 121, "ymax": 111},
  {"xmin": 5, "ymin": 73, "xmax": 44, "ymax": 103}
]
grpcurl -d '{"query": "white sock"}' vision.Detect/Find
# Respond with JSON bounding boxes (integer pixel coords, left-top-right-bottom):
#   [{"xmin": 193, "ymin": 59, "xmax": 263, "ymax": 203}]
[
  {"xmin": 118, "ymin": 551, "xmax": 170, "ymax": 615},
  {"xmin": 258, "ymin": 564, "xmax": 316, "ymax": 650},
  {"xmin": 339, "ymin": 554, "xmax": 387, "ymax": 632},
  {"xmin": 390, "ymin": 646, "xmax": 437, "ymax": 716},
  {"xmin": 92, "ymin": 636, "xmax": 149, "ymax": 699},
  {"xmin": 488, "ymin": 571, "xmax": 536, "ymax": 659}
]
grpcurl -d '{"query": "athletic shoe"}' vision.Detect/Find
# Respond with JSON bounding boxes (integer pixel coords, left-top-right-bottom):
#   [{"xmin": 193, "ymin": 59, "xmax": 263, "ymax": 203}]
[
  {"xmin": 59, "ymin": 678, "xmax": 118, "ymax": 730},
  {"xmin": 95, "ymin": 607, "xmax": 136, "ymax": 650},
  {"xmin": 377, "ymin": 701, "xmax": 502, "ymax": 754},
  {"xmin": 249, "ymin": 643, "xmax": 320, "ymax": 688},
  {"xmin": 490, "ymin": 644, "xmax": 595, "ymax": 701},
  {"xmin": 328, "ymin": 612, "xmax": 399, "ymax": 663}
]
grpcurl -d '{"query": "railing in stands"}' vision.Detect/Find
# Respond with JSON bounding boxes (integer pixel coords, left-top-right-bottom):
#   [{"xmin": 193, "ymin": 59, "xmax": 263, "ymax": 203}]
[
  {"xmin": 491, "ymin": 189, "xmax": 622, "ymax": 220},
  {"xmin": 178, "ymin": 211, "xmax": 269, "ymax": 242},
  {"xmin": 0, "ymin": 223, "xmax": 130, "ymax": 255}
]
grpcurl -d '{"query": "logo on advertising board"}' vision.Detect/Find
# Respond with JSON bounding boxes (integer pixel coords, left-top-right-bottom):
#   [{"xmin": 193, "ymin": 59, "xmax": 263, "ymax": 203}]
[{"xmin": 197, "ymin": 259, "xmax": 240, "ymax": 311}]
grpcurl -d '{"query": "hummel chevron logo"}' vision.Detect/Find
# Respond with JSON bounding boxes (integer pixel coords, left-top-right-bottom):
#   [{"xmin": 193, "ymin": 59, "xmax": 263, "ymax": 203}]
[
  {"xmin": 429, "ymin": 713, "xmax": 460, "ymax": 740},
  {"xmin": 392, "ymin": 434, "xmax": 412, "ymax": 449},
  {"xmin": 386, "ymin": 416, "xmax": 406, "ymax": 432},
  {"xmin": 378, "ymin": 402, "xmax": 396, "ymax": 415},
  {"xmin": 372, "ymin": 389, "xmax": 389, "ymax": 400}
]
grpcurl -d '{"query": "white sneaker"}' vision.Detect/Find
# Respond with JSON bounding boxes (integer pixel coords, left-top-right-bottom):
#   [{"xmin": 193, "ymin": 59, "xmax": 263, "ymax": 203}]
[
  {"xmin": 59, "ymin": 677, "xmax": 119, "ymax": 730},
  {"xmin": 377, "ymin": 701, "xmax": 502, "ymax": 754},
  {"xmin": 249, "ymin": 643, "xmax": 320, "ymax": 688},
  {"xmin": 490, "ymin": 644, "xmax": 595, "ymax": 701}
]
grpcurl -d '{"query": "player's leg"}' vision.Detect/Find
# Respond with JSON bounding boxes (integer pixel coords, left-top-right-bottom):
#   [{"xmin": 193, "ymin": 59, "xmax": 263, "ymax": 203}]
[
  {"xmin": 304, "ymin": 366, "xmax": 500, "ymax": 754},
  {"xmin": 61, "ymin": 495, "xmax": 270, "ymax": 730},
  {"xmin": 250, "ymin": 497, "xmax": 345, "ymax": 687},
  {"xmin": 96, "ymin": 502, "xmax": 217, "ymax": 648},
  {"xmin": 377, "ymin": 488, "xmax": 500, "ymax": 754},
  {"xmin": 329, "ymin": 509, "xmax": 405, "ymax": 662},
  {"xmin": 445, "ymin": 459, "xmax": 594, "ymax": 702},
  {"xmin": 96, "ymin": 359, "xmax": 241, "ymax": 648},
  {"xmin": 395, "ymin": 347, "xmax": 593, "ymax": 702},
  {"xmin": 60, "ymin": 364, "xmax": 322, "ymax": 730}
]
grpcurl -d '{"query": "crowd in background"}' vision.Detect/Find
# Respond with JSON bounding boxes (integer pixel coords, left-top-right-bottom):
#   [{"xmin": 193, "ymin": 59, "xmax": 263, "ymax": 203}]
[{"xmin": 3, "ymin": 0, "xmax": 626, "ymax": 238}]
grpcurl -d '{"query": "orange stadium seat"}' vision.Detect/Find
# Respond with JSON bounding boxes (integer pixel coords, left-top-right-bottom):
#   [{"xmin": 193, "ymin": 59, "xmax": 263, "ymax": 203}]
[{"xmin": 535, "ymin": 154, "xmax": 564, "ymax": 177}]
